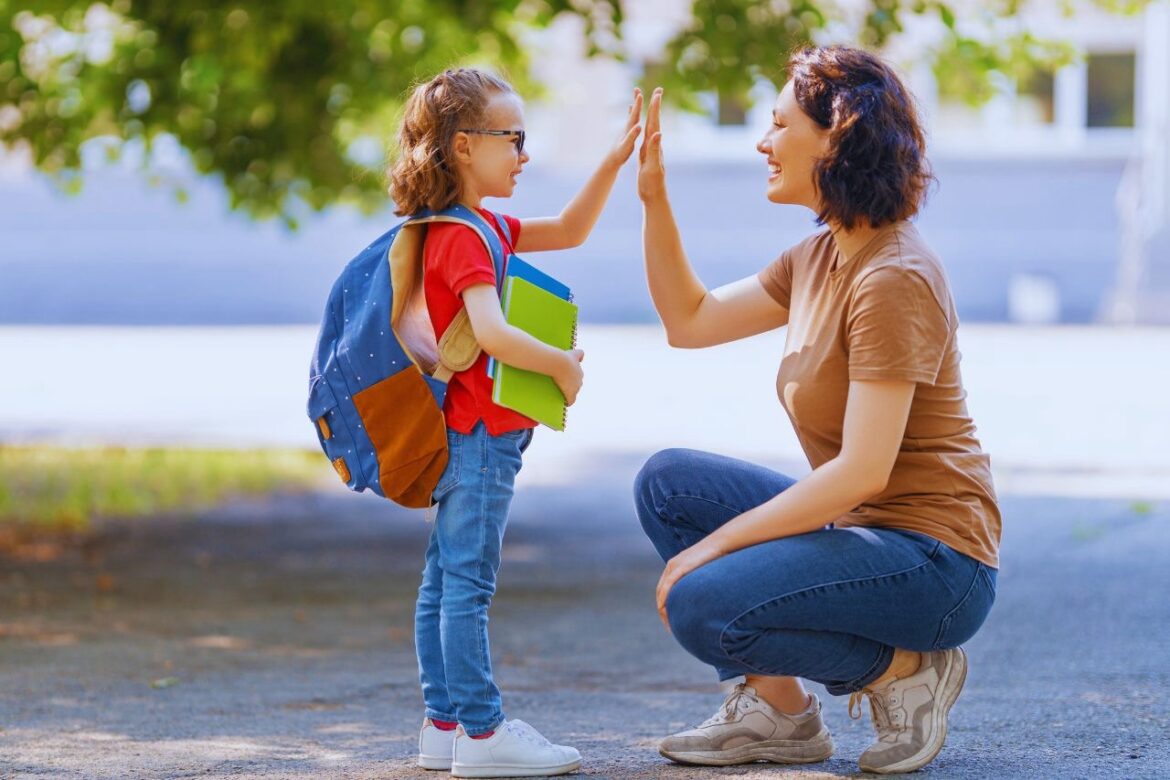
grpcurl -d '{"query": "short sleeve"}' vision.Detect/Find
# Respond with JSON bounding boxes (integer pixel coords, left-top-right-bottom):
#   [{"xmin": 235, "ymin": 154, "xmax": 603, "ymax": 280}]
[
  {"xmin": 758, "ymin": 249, "xmax": 794, "ymax": 309},
  {"xmin": 846, "ymin": 267, "xmax": 951, "ymax": 384},
  {"xmin": 427, "ymin": 224, "xmax": 499, "ymax": 297},
  {"xmin": 501, "ymin": 213, "xmax": 522, "ymax": 246}
]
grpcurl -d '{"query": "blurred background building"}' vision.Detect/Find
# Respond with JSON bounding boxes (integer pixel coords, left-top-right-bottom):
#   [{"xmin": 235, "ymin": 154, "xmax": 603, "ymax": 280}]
[{"xmin": 1, "ymin": 0, "xmax": 1167, "ymax": 325}]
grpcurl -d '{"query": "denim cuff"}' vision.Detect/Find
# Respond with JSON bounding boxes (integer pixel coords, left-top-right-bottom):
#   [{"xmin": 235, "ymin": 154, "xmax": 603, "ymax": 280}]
[
  {"xmin": 461, "ymin": 716, "xmax": 506, "ymax": 738},
  {"xmin": 825, "ymin": 644, "xmax": 894, "ymax": 696},
  {"xmin": 716, "ymin": 666, "xmax": 748, "ymax": 682},
  {"xmin": 425, "ymin": 708, "xmax": 459, "ymax": 724}
]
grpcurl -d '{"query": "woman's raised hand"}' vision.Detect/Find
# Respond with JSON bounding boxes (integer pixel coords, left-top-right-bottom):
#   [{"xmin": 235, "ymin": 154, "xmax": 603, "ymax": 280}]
[
  {"xmin": 637, "ymin": 87, "xmax": 666, "ymax": 203},
  {"xmin": 605, "ymin": 88, "xmax": 644, "ymax": 168}
]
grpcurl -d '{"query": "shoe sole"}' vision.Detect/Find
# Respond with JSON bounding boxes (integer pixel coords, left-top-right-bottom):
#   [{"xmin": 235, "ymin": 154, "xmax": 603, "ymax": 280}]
[
  {"xmin": 660, "ymin": 731, "xmax": 834, "ymax": 766},
  {"xmin": 450, "ymin": 758, "xmax": 581, "ymax": 778},
  {"xmin": 860, "ymin": 647, "xmax": 968, "ymax": 775},
  {"xmin": 418, "ymin": 754, "xmax": 452, "ymax": 770}
]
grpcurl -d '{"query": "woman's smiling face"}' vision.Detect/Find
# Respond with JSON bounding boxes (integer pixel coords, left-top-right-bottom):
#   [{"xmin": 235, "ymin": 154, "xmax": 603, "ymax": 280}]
[{"xmin": 756, "ymin": 81, "xmax": 831, "ymax": 211}]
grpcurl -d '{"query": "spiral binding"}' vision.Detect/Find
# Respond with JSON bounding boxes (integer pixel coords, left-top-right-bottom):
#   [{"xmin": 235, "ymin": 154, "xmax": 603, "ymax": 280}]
[{"xmin": 562, "ymin": 314, "xmax": 579, "ymax": 430}]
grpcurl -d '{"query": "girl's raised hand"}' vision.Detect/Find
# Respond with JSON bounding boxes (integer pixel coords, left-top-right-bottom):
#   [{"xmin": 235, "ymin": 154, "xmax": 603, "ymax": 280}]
[
  {"xmin": 637, "ymin": 88, "xmax": 666, "ymax": 203},
  {"xmin": 606, "ymin": 88, "xmax": 644, "ymax": 167}
]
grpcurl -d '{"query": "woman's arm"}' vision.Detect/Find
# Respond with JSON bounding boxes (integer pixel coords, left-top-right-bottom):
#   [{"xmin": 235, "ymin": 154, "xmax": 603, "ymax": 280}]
[
  {"xmin": 655, "ymin": 378, "xmax": 916, "ymax": 625},
  {"xmin": 638, "ymin": 88, "xmax": 789, "ymax": 348},
  {"xmin": 462, "ymin": 284, "xmax": 585, "ymax": 405},
  {"xmin": 514, "ymin": 90, "xmax": 643, "ymax": 253}
]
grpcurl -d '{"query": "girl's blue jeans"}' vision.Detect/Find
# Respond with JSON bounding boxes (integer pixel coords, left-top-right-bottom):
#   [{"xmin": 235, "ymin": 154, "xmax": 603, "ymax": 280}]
[
  {"xmin": 635, "ymin": 448, "xmax": 997, "ymax": 695},
  {"xmin": 414, "ymin": 422, "xmax": 533, "ymax": 736}
]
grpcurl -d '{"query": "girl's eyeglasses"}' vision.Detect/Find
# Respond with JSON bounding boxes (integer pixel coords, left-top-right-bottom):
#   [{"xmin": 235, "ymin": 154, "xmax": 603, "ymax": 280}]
[{"xmin": 459, "ymin": 128, "xmax": 525, "ymax": 154}]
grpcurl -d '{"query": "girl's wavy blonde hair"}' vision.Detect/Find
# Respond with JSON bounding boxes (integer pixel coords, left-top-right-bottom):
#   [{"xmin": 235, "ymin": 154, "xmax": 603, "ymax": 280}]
[{"xmin": 389, "ymin": 68, "xmax": 516, "ymax": 216}]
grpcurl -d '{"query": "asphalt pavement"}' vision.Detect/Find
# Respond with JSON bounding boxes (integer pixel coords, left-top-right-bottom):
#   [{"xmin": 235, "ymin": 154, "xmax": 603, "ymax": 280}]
[{"xmin": 1, "ymin": 452, "xmax": 1167, "ymax": 779}]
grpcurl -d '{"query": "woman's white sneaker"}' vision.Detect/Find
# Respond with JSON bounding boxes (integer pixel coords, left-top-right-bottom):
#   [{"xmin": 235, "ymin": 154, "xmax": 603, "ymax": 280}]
[
  {"xmin": 852, "ymin": 647, "xmax": 968, "ymax": 774},
  {"xmin": 659, "ymin": 684, "xmax": 834, "ymax": 766},
  {"xmin": 450, "ymin": 719, "xmax": 581, "ymax": 778},
  {"xmin": 417, "ymin": 718, "xmax": 456, "ymax": 770}
]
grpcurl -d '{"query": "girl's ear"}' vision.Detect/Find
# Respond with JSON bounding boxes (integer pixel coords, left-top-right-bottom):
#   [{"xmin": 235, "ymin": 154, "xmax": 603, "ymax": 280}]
[{"xmin": 452, "ymin": 131, "xmax": 472, "ymax": 164}]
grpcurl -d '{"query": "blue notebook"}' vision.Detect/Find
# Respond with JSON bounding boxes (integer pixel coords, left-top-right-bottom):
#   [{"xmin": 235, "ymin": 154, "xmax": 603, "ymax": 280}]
[{"xmin": 487, "ymin": 256, "xmax": 573, "ymax": 376}]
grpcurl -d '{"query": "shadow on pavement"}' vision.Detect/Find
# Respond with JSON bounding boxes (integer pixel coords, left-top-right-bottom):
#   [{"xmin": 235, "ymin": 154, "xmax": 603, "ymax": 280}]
[{"xmin": 1, "ymin": 453, "xmax": 1167, "ymax": 778}]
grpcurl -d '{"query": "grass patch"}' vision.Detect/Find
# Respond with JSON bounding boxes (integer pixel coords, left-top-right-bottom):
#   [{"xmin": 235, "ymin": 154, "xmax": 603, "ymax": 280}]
[
  {"xmin": 0, "ymin": 445, "xmax": 329, "ymax": 532},
  {"xmin": 1130, "ymin": 500, "xmax": 1156, "ymax": 516}
]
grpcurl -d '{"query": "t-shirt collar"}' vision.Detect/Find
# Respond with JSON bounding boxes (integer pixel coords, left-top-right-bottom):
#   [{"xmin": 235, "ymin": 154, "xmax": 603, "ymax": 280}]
[{"xmin": 829, "ymin": 221, "xmax": 904, "ymax": 276}]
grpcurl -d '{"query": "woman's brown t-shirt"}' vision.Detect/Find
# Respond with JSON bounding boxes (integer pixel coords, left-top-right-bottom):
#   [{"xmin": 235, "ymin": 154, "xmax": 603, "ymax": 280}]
[{"xmin": 758, "ymin": 222, "xmax": 1001, "ymax": 567}]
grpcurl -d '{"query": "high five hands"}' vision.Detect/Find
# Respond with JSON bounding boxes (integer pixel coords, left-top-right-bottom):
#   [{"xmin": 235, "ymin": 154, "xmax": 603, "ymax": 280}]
[{"xmin": 603, "ymin": 85, "xmax": 665, "ymax": 202}]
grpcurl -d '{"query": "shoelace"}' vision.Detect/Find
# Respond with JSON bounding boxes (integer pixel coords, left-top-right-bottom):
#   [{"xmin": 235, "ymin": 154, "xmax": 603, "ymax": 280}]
[
  {"xmin": 698, "ymin": 684, "xmax": 753, "ymax": 728},
  {"xmin": 849, "ymin": 689, "xmax": 900, "ymax": 738}
]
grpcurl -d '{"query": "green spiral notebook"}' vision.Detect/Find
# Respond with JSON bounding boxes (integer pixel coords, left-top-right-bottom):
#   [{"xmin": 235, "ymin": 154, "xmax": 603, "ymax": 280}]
[{"xmin": 491, "ymin": 275, "xmax": 579, "ymax": 431}]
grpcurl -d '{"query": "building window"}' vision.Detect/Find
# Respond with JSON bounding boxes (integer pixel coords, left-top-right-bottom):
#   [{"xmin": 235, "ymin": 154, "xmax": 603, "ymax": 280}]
[{"xmin": 1086, "ymin": 52, "xmax": 1136, "ymax": 128}]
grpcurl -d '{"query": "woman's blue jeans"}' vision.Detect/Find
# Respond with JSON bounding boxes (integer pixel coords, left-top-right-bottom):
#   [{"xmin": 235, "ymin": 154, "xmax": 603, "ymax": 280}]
[
  {"xmin": 414, "ymin": 422, "xmax": 533, "ymax": 736},
  {"xmin": 634, "ymin": 448, "xmax": 997, "ymax": 695}
]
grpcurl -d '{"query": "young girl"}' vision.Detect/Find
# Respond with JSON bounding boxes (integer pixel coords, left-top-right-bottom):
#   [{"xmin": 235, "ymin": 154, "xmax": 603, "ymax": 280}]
[{"xmin": 388, "ymin": 68, "xmax": 641, "ymax": 777}]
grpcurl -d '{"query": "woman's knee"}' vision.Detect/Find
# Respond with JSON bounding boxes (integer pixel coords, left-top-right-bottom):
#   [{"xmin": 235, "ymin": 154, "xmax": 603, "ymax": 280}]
[
  {"xmin": 665, "ymin": 573, "xmax": 729, "ymax": 664},
  {"xmin": 634, "ymin": 448, "xmax": 696, "ymax": 515}
]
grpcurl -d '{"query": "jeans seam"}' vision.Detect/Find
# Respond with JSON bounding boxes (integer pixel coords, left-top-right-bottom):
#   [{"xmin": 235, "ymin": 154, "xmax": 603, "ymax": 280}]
[
  {"xmin": 658, "ymin": 493, "xmax": 749, "ymax": 551},
  {"xmin": 658, "ymin": 492, "xmax": 745, "ymax": 518},
  {"xmin": 716, "ymin": 558, "xmax": 933, "ymax": 671},
  {"xmin": 932, "ymin": 563, "xmax": 986, "ymax": 649},
  {"xmin": 474, "ymin": 427, "xmax": 493, "ymax": 727}
]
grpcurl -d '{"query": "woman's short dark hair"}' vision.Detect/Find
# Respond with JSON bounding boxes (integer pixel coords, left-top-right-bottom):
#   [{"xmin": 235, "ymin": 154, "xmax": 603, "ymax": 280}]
[{"xmin": 787, "ymin": 46, "xmax": 934, "ymax": 230}]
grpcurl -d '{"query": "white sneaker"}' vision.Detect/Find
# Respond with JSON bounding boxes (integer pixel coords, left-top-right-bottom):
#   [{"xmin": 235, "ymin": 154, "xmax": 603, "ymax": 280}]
[
  {"xmin": 852, "ymin": 647, "xmax": 968, "ymax": 774},
  {"xmin": 450, "ymin": 719, "xmax": 582, "ymax": 778},
  {"xmin": 417, "ymin": 718, "xmax": 456, "ymax": 770},
  {"xmin": 659, "ymin": 684, "xmax": 833, "ymax": 766}
]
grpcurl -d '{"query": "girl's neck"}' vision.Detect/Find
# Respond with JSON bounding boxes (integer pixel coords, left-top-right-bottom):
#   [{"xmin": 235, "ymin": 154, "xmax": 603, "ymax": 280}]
[{"xmin": 457, "ymin": 179, "xmax": 483, "ymax": 211}]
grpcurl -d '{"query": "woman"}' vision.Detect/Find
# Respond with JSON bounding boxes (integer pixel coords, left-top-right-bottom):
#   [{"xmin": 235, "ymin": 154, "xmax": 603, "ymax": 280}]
[{"xmin": 633, "ymin": 46, "xmax": 1000, "ymax": 775}]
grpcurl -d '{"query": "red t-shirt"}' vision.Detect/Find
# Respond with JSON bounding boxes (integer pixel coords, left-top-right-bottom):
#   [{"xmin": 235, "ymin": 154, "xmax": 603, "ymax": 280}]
[{"xmin": 423, "ymin": 208, "xmax": 536, "ymax": 435}]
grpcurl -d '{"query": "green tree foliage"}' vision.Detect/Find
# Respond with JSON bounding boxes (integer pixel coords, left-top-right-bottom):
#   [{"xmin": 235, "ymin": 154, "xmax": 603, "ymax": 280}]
[
  {"xmin": 0, "ymin": 0, "xmax": 621, "ymax": 225},
  {"xmin": 0, "ymin": 0, "xmax": 1146, "ymax": 223},
  {"xmin": 650, "ymin": 0, "xmax": 1144, "ymax": 113}
]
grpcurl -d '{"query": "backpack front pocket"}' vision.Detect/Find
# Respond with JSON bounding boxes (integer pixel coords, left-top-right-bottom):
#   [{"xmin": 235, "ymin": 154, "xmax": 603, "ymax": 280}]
[{"xmin": 352, "ymin": 365, "xmax": 448, "ymax": 508}]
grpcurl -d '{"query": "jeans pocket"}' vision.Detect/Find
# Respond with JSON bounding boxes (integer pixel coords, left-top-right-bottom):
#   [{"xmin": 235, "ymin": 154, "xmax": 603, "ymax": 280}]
[
  {"xmin": 932, "ymin": 564, "xmax": 997, "ymax": 650},
  {"xmin": 431, "ymin": 432, "xmax": 462, "ymax": 502},
  {"xmin": 491, "ymin": 430, "xmax": 528, "ymax": 487}
]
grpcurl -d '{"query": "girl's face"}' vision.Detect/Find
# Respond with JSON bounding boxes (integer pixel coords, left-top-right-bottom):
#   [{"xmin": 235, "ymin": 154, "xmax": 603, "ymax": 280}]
[
  {"xmin": 757, "ymin": 81, "xmax": 830, "ymax": 211},
  {"xmin": 454, "ymin": 92, "xmax": 530, "ymax": 203}
]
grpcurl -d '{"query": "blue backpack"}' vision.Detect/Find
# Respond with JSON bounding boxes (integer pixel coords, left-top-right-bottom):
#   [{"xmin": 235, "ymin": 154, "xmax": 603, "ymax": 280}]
[{"xmin": 308, "ymin": 204, "xmax": 510, "ymax": 507}]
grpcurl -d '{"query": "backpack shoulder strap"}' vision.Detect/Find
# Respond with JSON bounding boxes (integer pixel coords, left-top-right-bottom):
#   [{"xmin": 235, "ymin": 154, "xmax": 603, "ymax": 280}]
[
  {"xmin": 393, "ymin": 205, "xmax": 509, "ymax": 383},
  {"xmin": 490, "ymin": 211, "xmax": 513, "ymax": 249},
  {"xmin": 411, "ymin": 204, "xmax": 508, "ymax": 289}
]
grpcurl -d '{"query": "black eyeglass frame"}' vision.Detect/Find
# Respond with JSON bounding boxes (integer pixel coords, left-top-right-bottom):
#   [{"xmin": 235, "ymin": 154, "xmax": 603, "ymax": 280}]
[{"xmin": 457, "ymin": 128, "xmax": 525, "ymax": 154}]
